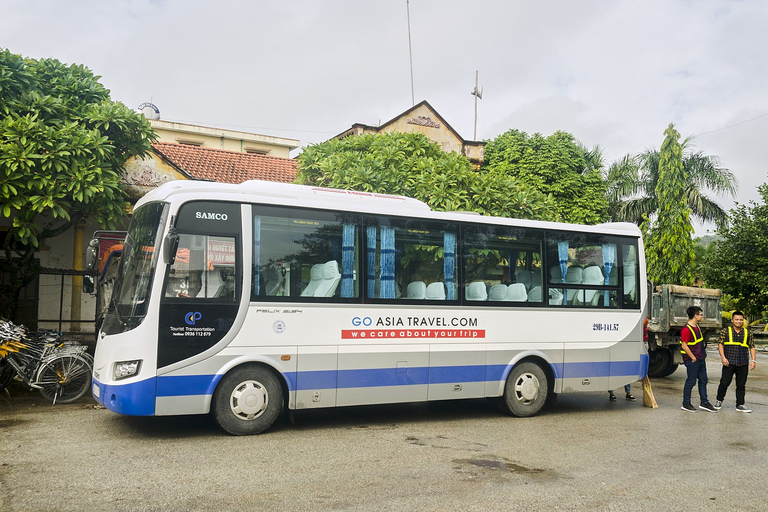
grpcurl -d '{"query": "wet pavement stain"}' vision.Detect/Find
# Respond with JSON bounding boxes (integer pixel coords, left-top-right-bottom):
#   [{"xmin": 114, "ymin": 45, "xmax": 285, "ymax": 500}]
[
  {"xmin": 453, "ymin": 457, "xmax": 546, "ymax": 475},
  {"xmin": 0, "ymin": 419, "xmax": 30, "ymax": 429}
]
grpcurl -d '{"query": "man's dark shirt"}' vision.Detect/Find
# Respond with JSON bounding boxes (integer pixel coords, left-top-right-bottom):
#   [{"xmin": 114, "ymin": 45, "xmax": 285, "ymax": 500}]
[{"xmin": 719, "ymin": 327, "xmax": 754, "ymax": 366}]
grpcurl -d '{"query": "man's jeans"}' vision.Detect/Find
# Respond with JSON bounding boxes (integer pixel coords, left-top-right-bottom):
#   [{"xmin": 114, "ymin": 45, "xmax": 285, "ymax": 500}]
[
  {"xmin": 716, "ymin": 364, "xmax": 749, "ymax": 406},
  {"xmin": 683, "ymin": 359, "xmax": 709, "ymax": 405}
]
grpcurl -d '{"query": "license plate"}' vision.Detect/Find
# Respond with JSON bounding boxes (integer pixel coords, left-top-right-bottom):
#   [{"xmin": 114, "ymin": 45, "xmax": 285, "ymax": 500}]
[{"xmin": 92, "ymin": 383, "xmax": 100, "ymax": 398}]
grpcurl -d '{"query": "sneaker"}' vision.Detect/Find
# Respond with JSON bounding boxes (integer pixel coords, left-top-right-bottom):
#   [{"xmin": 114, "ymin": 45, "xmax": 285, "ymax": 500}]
[
  {"xmin": 714, "ymin": 400, "xmax": 723, "ymax": 410},
  {"xmin": 609, "ymin": 394, "xmax": 617, "ymax": 402},
  {"xmin": 736, "ymin": 405, "xmax": 752, "ymax": 413},
  {"xmin": 699, "ymin": 402, "xmax": 718, "ymax": 413},
  {"xmin": 681, "ymin": 403, "xmax": 697, "ymax": 412},
  {"xmin": 626, "ymin": 394, "xmax": 637, "ymax": 402}
]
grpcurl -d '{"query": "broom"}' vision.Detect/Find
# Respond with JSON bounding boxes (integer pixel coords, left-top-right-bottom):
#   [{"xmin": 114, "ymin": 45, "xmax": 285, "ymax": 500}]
[{"xmin": 642, "ymin": 376, "xmax": 658, "ymax": 408}]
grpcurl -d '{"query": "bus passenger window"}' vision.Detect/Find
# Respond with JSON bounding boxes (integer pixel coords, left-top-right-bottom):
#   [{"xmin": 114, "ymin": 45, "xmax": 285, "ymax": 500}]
[
  {"xmin": 365, "ymin": 219, "xmax": 457, "ymax": 301},
  {"xmin": 622, "ymin": 244, "xmax": 639, "ymax": 306},
  {"xmin": 253, "ymin": 208, "xmax": 359, "ymax": 301},
  {"xmin": 546, "ymin": 234, "xmax": 624, "ymax": 308},
  {"xmin": 164, "ymin": 234, "xmax": 237, "ymax": 300},
  {"xmin": 463, "ymin": 226, "xmax": 542, "ymax": 304}
]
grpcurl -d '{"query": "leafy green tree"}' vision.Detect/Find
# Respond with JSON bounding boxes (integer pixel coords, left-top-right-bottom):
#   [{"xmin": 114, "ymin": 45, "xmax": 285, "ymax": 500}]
[
  {"xmin": 296, "ymin": 132, "xmax": 557, "ymax": 220},
  {"xmin": 0, "ymin": 49, "xmax": 155, "ymax": 319},
  {"xmin": 482, "ymin": 129, "xmax": 608, "ymax": 224},
  {"xmin": 606, "ymin": 137, "xmax": 736, "ymax": 225},
  {"xmin": 641, "ymin": 123, "xmax": 695, "ymax": 285},
  {"xmin": 702, "ymin": 183, "xmax": 768, "ymax": 319},
  {"xmin": 692, "ymin": 235, "xmax": 719, "ymax": 286}
]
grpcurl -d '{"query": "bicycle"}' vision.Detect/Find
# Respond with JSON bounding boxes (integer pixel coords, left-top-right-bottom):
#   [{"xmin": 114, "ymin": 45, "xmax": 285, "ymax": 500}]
[{"xmin": 0, "ymin": 319, "xmax": 93, "ymax": 404}]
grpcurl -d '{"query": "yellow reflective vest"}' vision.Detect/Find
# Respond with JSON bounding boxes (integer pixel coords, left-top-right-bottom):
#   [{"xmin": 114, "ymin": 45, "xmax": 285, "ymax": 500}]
[
  {"xmin": 681, "ymin": 324, "xmax": 704, "ymax": 354},
  {"xmin": 723, "ymin": 326, "xmax": 749, "ymax": 348}
]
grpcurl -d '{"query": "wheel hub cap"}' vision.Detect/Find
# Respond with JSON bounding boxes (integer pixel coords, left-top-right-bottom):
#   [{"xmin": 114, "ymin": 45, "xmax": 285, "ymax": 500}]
[
  {"xmin": 230, "ymin": 380, "xmax": 268, "ymax": 420},
  {"xmin": 515, "ymin": 373, "xmax": 540, "ymax": 403}
]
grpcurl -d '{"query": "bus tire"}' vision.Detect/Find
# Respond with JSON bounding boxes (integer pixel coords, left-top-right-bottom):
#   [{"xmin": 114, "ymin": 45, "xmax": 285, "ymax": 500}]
[
  {"xmin": 212, "ymin": 366, "xmax": 283, "ymax": 435},
  {"xmin": 498, "ymin": 361, "xmax": 548, "ymax": 417}
]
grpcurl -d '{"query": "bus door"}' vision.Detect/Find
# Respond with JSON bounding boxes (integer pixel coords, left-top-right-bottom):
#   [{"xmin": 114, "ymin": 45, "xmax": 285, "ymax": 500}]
[{"xmin": 157, "ymin": 201, "xmax": 243, "ymax": 370}]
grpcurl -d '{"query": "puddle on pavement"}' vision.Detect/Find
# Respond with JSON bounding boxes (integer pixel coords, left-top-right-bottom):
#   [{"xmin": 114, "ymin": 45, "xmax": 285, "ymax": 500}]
[{"xmin": 453, "ymin": 457, "xmax": 545, "ymax": 474}]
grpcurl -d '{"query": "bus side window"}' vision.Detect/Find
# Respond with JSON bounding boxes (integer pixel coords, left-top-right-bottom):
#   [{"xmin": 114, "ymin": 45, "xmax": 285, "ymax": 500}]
[
  {"xmin": 365, "ymin": 221, "xmax": 456, "ymax": 301},
  {"xmin": 253, "ymin": 209, "xmax": 359, "ymax": 301},
  {"xmin": 622, "ymin": 244, "xmax": 639, "ymax": 306}
]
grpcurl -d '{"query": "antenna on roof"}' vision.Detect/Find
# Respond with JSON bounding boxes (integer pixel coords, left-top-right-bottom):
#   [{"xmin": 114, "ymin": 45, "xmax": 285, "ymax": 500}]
[
  {"xmin": 407, "ymin": 0, "xmax": 415, "ymax": 106},
  {"xmin": 471, "ymin": 71, "xmax": 483, "ymax": 140}
]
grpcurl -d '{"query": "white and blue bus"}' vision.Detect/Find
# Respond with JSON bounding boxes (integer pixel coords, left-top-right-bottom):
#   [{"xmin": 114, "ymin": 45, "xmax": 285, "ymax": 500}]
[{"xmin": 92, "ymin": 180, "xmax": 648, "ymax": 435}]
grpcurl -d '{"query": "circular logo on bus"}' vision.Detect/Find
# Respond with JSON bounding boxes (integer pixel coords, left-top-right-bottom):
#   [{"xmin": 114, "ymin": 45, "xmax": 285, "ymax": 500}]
[{"xmin": 273, "ymin": 320, "xmax": 286, "ymax": 334}]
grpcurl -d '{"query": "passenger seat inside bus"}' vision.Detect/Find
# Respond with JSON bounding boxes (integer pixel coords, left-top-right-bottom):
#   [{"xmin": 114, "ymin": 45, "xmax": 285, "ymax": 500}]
[
  {"xmin": 581, "ymin": 265, "xmax": 604, "ymax": 305},
  {"xmin": 425, "ymin": 282, "xmax": 446, "ymax": 300},
  {"xmin": 507, "ymin": 283, "xmax": 528, "ymax": 302},
  {"xmin": 489, "ymin": 284, "xmax": 508, "ymax": 301},
  {"xmin": 515, "ymin": 270, "xmax": 533, "ymax": 290},
  {"xmin": 466, "ymin": 281, "xmax": 488, "ymax": 301},
  {"xmin": 301, "ymin": 260, "xmax": 341, "ymax": 297},
  {"xmin": 407, "ymin": 281, "xmax": 427, "ymax": 299}
]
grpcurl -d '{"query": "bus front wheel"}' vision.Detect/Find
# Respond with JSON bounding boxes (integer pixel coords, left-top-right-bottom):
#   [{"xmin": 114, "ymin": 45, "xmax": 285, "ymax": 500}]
[
  {"xmin": 498, "ymin": 362, "xmax": 548, "ymax": 417},
  {"xmin": 212, "ymin": 366, "xmax": 283, "ymax": 435}
]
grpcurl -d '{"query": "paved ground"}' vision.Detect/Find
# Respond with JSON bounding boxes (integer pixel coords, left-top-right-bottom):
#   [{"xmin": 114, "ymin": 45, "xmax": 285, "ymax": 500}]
[{"xmin": 1, "ymin": 348, "xmax": 767, "ymax": 512}]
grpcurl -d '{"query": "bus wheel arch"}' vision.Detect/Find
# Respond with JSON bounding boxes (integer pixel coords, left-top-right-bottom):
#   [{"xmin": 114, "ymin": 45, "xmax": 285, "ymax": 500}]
[
  {"xmin": 211, "ymin": 363, "xmax": 285, "ymax": 435},
  {"xmin": 497, "ymin": 357, "xmax": 552, "ymax": 418}
]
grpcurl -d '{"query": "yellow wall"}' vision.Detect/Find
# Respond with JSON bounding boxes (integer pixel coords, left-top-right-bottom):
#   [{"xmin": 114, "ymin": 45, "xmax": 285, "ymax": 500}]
[{"xmin": 150, "ymin": 119, "xmax": 299, "ymax": 158}]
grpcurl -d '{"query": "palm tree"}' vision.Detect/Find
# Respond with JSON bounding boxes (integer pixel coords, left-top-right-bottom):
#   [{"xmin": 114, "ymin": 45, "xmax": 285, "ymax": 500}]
[{"xmin": 606, "ymin": 136, "xmax": 737, "ymax": 226}]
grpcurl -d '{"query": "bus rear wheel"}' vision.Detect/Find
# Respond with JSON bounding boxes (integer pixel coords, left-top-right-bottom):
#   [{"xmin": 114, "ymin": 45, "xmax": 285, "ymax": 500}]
[
  {"xmin": 212, "ymin": 366, "xmax": 282, "ymax": 435},
  {"xmin": 498, "ymin": 361, "xmax": 548, "ymax": 417}
]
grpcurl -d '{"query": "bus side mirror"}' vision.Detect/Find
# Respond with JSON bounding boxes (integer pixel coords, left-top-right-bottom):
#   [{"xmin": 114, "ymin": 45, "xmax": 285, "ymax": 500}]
[
  {"xmin": 164, "ymin": 231, "xmax": 180, "ymax": 265},
  {"xmin": 85, "ymin": 240, "xmax": 98, "ymax": 271}
]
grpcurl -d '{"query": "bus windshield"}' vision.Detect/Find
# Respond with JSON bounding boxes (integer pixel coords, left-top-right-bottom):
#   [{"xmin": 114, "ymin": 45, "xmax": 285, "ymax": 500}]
[{"xmin": 102, "ymin": 202, "xmax": 168, "ymax": 335}]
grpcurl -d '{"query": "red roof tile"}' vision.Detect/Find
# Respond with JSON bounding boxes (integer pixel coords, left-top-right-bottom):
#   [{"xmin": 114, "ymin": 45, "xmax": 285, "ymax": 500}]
[{"xmin": 152, "ymin": 142, "xmax": 297, "ymax": 184}]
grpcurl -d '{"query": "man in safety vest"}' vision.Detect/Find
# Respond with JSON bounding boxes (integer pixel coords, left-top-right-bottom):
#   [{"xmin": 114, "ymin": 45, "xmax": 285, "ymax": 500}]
[
  {"xmin": 714, "ymin": 311, "xmax": 757, "ymax": 413},
  {"xmin": 680, "ymin": 306, "xmax": 718, "ymax": 412}
]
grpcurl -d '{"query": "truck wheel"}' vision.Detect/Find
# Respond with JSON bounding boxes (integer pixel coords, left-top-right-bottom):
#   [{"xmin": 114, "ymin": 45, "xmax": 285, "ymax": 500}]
[
  {"xmin": 498, "ymin": 362, "xmax": 549, "ymax": 417},
  {"xmin": 212, "ymin": 366, "xmax": 283, "ymax": 435},
  {"xmin": 647, "ymin": 348, "xmax": 671, "ymax": 378},
  {"xmin": 662, "ymin": 360, "xmax": 679, "ymax": 377}
]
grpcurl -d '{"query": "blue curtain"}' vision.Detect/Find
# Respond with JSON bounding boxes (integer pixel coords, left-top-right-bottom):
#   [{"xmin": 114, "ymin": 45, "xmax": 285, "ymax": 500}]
[
  {"xmin": 253, "ymin": 216, "xmax": 261, "ymax": 296},
  {"xmin": 444, "ymin": 232, "xmax": 456, "ymax": 300},
  {"xmin": 380, "ymin": 227, "xmax": 396, "ymax": 299},
  {"xmin": 558, "ymin": 241, "xmax": 569, "ymax": 302},
  {"xmin": 367, "ymin": 226, "xmax": 377, "ymax": 298},
  {"xmin": 602, "ymin": 243, "xmax": 616, "ymax": 306},
  {"xmin": 341, "ymin": 224, "xmax": 355, "ymax": 298}
]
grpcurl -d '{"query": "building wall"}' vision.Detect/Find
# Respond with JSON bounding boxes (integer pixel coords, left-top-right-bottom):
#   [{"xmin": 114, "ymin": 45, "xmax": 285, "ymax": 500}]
[
  {"xmin": 122, "ymin": 153, "xmax": 190, "ymax": 200},
  {"xmin": 150, "ymin": 119, "xmax": 299, "ymax": 158},
  {"xmin": 378, "ymin": 103, "xmax": 464, "ymax": 155}
]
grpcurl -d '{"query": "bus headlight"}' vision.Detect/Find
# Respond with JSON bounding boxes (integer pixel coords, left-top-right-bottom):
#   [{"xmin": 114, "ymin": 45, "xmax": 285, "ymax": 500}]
[{"xmin": 114, "ymin": 360, "xmax": 142, "ymax": 380}]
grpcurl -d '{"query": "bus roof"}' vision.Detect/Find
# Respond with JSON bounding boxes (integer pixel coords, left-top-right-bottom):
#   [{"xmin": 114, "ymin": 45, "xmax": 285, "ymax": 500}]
[{"xmin": 135, "ymin": 179, "xmax": 641, "ymax": 238}]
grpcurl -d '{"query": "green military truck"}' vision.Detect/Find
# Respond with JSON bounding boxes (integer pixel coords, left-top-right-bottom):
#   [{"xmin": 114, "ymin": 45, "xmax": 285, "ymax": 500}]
[{"xmin": 646, "ymin": 284, "xmax": 722, "ymax": 378}]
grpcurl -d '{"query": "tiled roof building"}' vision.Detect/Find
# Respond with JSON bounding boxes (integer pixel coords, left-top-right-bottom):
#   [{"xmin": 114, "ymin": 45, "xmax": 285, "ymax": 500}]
[{"xmin": 152, "ymin": 142, "xmax": 297, "ymax": 184}]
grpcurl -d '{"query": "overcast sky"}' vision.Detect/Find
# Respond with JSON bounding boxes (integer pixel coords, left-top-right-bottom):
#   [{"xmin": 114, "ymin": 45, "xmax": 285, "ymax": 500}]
[{"xmin": 2, "ymin": 0, "xmax": 767, "ymax": 234}]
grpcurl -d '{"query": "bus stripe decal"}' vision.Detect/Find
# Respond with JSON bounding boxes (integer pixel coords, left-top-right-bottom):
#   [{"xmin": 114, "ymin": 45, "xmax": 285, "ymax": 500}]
[{"xmin": 139, "ymin": 358, "xmax": 648, "ymax": 398}]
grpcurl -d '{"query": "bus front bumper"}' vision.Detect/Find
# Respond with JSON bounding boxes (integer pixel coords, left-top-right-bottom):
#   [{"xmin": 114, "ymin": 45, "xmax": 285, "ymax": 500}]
[{"xmin": 92, "ymin": 377, "xmax": 156, "ymax": 416}]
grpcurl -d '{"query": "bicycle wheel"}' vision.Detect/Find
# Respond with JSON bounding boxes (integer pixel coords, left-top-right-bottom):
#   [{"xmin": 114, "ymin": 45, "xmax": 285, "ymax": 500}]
[
  {"xmin": 0, "ymin": 358, "xmax": 16, "ymax": 392},
  {"xmin": 36, "ymin": 354, "xmax": 92, "ymax": 404}
]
